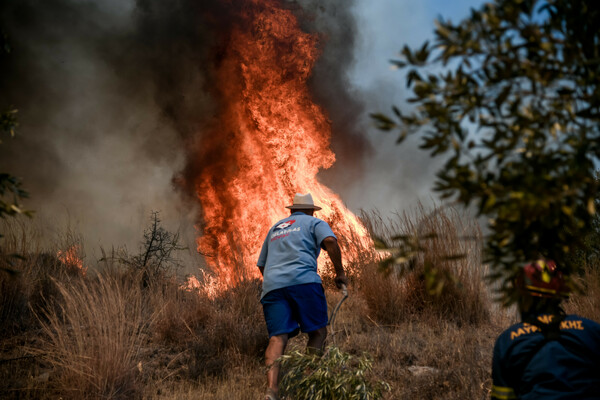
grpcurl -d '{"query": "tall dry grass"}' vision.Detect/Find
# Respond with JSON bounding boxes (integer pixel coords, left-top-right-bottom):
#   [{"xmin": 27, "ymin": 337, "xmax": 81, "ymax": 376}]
[
  {"xmin": 149, "ymin": 277, "xmax": 266, "ymax": 381},
  {"xmin": 0, "ymin": 217, "xmax": 268, "ymax": 398},
  {"xmin": 34, "ymin": 271, "xmax": 148, "ymax": 399},
  {"xmin": 565, "ymin": 263, "xmax": 600, "ymax": 320},
  {"xmin": 0, "ymin": 221, "xmax": 92, "ymax": 397},
  {"xmin": 1, "ymin": 205, "xmax": 599, "ymax": 399},
  {"xmin": 359, "ymin": 204, "xmax": 490, "ymax": 326}
]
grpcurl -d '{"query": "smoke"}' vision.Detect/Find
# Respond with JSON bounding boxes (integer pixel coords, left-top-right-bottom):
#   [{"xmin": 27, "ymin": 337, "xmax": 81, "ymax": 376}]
[
  {"xmin": 292, "ymin": 0, "xmax": 374, "ymax": 186},
  {"xmin": 0, "ymin": 0, "xmax": 383, "ymax": 268},
  {"xmin": 0, "ymin": 0, "xmax": 198, "ymax": 265},
  {"xmin": 124, "ymin": 0, "xmax": 375, "ymax": 197},
  {"xmin": 299, "ymin": 0, "xmax": 442, "ymax": 215}
]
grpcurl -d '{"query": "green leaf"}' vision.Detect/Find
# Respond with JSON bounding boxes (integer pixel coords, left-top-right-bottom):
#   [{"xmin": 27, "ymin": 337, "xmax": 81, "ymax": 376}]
[{"xmin": 373, "ymin": 0, "xmax": 600, "ymax": 307}]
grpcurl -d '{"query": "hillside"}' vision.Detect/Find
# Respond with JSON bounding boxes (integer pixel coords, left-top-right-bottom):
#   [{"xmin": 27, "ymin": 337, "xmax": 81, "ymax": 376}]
[{"xmin": 1, "ymin": 206, "xmax": 598, "ymax": 399}]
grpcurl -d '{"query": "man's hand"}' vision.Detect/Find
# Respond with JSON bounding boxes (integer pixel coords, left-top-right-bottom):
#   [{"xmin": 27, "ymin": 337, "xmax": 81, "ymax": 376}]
[{"xmin": 334, "ymin": 273, "xmax": 348, "ymax": 289}]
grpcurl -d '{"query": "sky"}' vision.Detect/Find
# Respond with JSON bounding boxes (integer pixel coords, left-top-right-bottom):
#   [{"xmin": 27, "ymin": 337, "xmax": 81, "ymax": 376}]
[
  {"xmin": 0, "ymin": 0, "xmax": 484, "ymax": 270},
  {"xmin": 343, "ymin": 0, "xmax": 485, "ymax": 214}
]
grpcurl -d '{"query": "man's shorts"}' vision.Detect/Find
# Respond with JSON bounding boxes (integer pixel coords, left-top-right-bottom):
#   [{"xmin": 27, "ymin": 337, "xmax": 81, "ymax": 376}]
[{"xmin": 260, "ymin": 282, "xmax": 328, "ymax": 338}]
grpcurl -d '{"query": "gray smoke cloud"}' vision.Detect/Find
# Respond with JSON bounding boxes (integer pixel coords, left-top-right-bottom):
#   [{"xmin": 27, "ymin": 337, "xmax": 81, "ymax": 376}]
[
  {"xmin": 0, "ymin": 0, "xmax": 200, "ymax": 267},
  {"xmin": 0, "ymin": 0, "xmax": 383, "ymax": 270},
  {"xmin": 344, "ymin": 0, "xmax": 485, "ymax": 214},
  {"xmin": 294, "ymin": 0, "xmax": 374, "ymax": 187},
  {"xmin": 1, "ymin": 0, "xmax": 484, "ymax": 270}
]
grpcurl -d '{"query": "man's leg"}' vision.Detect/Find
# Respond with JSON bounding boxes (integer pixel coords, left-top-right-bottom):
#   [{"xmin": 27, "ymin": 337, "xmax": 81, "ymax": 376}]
[
  {"xmin": 265, "ymin": 333, "xmax": 288, "ymax": 396},
  {"xmin": 306, "ymin": 326, "xmax": 327, "ymax": 353}
]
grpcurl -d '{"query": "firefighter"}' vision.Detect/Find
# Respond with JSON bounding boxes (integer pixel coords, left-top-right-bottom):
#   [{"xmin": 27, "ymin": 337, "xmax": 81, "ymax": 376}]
[
  {"xmin": 491, "ymin": 260, "xmax": 600, "ymax": 399},
  {"xmin": 257, "ymin": 193, "xmax": 348, "ymax": 400}
]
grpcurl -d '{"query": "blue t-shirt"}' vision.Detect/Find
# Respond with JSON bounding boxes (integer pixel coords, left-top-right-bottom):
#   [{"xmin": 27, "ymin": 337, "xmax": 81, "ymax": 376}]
[
  {"xmin": 257, "ymin": 212, "xmax": 336, "ymax": 299},
  {"xmin": 491, "ymin": 314, "xmax": 600, "ymax": 400}
]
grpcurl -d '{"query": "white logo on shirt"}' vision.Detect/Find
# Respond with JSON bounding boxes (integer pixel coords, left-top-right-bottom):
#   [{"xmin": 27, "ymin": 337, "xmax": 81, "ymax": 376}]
[
  {"xmin": 275, "ymin": 220, "xmax": 295, "ymax": 230},
  {"xmin": 270, "ymin": 227, "xmax": 301, "ymax": 241}
]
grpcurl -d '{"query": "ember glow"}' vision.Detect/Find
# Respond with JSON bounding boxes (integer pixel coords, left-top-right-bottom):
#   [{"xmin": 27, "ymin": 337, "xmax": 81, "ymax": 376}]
[
  {"xmin": 57, "ymin": 245, "xmax": 86, "ymax": 276},
  {"xmin": 194, "ymin": 0, "xmax": 372, "ymax": 286}
]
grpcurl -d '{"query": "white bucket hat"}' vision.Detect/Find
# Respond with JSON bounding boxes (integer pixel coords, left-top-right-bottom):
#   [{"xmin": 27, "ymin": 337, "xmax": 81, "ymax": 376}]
[{"xmin": 286, "ymin": 193, "xmax": 322, "ymax": 210}]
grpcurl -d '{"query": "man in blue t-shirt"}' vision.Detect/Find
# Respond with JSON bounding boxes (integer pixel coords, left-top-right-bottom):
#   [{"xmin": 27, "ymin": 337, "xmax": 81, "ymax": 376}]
[
  {"xmin": 257, "ymin": 193, "xmax": 348, "ymax": 400},
  {"xmin": 491, "ymin": 260, "xmax": 600, "ymax": 400}
]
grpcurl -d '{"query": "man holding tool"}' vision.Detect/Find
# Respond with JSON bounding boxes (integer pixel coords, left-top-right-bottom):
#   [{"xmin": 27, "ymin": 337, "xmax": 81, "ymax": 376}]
[{"xmin": 257, "ymin": 193, "xmax": 348, "ymax": 400}]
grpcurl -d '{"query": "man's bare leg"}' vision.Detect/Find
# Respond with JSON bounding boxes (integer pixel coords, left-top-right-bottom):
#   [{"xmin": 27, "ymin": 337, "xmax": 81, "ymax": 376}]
[
  {"xmin": 307, "ymin": 326, "xmax": 327, "ymax": 354},
  {"xmin": 265, "ymin": 334, "xmax": 288, "ymax": 397}
]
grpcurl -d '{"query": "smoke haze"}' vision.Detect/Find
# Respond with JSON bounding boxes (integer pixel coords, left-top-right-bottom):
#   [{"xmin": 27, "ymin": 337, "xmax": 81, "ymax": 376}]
[
  {"xmin": 0, "ymin": 0, "xmax": 199, "ymax": 264},
  {"xmin": 0, "ymin": 0, "xmax": 469, "ymax": 269}
]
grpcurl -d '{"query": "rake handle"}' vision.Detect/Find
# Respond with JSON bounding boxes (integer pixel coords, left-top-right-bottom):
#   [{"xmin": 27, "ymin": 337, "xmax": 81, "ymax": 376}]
[{"xmin": 328, "ymin": 284, "xmax": 348, "ymax": 328}]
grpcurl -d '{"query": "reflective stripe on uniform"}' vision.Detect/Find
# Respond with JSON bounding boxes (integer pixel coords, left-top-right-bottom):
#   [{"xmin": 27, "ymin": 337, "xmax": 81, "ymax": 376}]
[{"xmin": 491, "ymin": 385, "xmax": 516, "ymax": 400}]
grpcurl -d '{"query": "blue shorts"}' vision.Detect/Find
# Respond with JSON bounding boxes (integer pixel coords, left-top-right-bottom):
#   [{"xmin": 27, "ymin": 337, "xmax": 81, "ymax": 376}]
[{"xmin": 260, "ymin": 283, "xmax": 328, "ymax": 338}]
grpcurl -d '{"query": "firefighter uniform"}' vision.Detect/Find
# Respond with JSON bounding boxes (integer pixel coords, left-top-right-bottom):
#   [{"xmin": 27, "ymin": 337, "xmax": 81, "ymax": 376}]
[{"xmin": 491, "ymin": 313, "xmax": 600, "ymax": 399}]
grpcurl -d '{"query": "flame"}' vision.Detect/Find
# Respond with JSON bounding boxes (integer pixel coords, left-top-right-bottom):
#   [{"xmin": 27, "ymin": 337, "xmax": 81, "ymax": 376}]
[
  {"xmin": 181, "ymin": 275, "xmax": 202, "ymax": 292},
  {"xmin": 57, "ymin": 245, "xmax": 87, "ymax": 276},
  {"xmin": 193, "ymin": 0, "xmax": 372, "ymax": 287},
  {"xmin": 181, "ymin": 273, "xmax": 219, "ymax": 299}
]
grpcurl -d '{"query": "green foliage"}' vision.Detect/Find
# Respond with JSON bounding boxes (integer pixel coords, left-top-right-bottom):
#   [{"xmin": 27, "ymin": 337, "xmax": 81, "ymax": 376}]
[
  {"xmin": 279, "ymin": 346, "xmax": 390, "ymax": 400},
  {"xmin": 0, "ymin": 107, "xmax": 18, "ymax": 141},
  {"xmin": 1, "ymin": 30, "xmax": 31, "ymax": 247},
  {"xmin": 374, "ymin": 0, "xmax": 600, "ymax": 305},
  {"xmin": 0, "ymin": 173, "xmax": 30, "ymax": 220},
  {"xmin": 0, "ymin": 107, "xmax": 27, "ymax": 223}
]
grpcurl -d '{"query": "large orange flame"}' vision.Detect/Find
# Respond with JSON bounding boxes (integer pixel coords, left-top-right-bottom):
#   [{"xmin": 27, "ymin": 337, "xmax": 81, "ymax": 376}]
[{"xmin": 194, "ymin": 0, "xmax": 372, "ymax": 287}]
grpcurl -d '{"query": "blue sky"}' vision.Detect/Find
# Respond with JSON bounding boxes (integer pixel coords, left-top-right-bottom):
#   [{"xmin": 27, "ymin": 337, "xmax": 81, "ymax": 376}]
[
  {"xmin": 352, "ymin": 0, "xmax": 485, "ymax": 90},
  {"xmin": 337, "ymin": 0, "xmax": 486, "ymax": 215}
]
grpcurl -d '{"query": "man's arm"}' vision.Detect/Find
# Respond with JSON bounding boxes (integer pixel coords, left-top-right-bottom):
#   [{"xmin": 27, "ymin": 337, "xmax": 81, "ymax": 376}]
[
  {"xmin": 322, "ymin": 236, "xmax": 348, "ymax": 288},
  {"xmin": 257, "ymin": 233, "xmax": 269, "ymax": 277}
]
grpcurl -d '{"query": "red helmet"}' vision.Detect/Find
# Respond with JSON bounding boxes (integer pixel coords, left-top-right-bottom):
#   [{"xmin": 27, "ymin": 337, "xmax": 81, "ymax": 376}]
[{"xmin": 517, "ymin": 260, "xmax": 569, "ymax": 298}]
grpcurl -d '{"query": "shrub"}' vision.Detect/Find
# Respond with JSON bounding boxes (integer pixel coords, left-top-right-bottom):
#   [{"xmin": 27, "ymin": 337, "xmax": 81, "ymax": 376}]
[
  {"xmin": 35, "ymin": 272, "xmax": 148, "ymax": 399},
  {"xmin": 109, "ymin": 211, "xmax": 185, "ymax": 289},
  {"xmin": 279, "ymin": 346, "xmax": 390, "ymax": 400}
]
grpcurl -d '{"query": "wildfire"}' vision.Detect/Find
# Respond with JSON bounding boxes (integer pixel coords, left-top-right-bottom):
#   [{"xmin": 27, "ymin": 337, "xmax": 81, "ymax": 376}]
[
  {"xmin": 181, "ymin": 275, "xmax": 202, "ymax": 292},
  {"xmin": 181, "ymin": 273, "xmax": 220, "ymax": 299},
  {"xmin": 57, "ymin": 245, "xmax": 86, "ymax": 276},
  {"xmin": 194, "ymin": 0, "xmax": 372, "ymax": 287}
]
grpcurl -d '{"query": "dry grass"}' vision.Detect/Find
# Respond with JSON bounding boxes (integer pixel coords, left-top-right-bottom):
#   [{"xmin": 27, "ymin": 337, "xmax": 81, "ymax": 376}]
[
  {"xmin": 35, "ymin": 272, "xmax": 147, "ymax": 399},
  {"xmin": 564, "ymin": 263, "xmax": 600, "ymax": 320},
  {"xmin": 359, "ymin": 204, "xmax": 490, "ymax": 326},
  {"xmin": 1, "ymin": 205, "xmax": 599, "ymax": 399},
  {"xmin": 339, "ymin": 320, "xmax": 500, "ymax": 399}
]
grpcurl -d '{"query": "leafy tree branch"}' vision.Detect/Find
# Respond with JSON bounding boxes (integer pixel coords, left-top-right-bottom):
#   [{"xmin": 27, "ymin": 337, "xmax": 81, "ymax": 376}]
[
  {"xmin": 1, "ymin": 29, "xmax": 31, "ymax": 239},
  {"xmin": 373, "ymin": 0, "xmax": 600, "ymax": 304}
]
